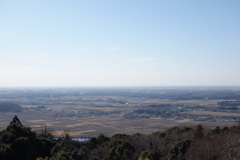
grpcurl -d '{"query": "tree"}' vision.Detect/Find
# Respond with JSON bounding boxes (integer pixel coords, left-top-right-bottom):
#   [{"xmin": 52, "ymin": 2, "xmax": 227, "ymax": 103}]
[
  {"xmin": 193, "ymin": 125, "xmax": 204, "ymax": 139},
  {"xmin": 0, "ymin": 116, "xmax": 56, "ymax": 160},
  {"xmin": 10, "ymin": 115, "xmax": 23, "ymax": 126}
]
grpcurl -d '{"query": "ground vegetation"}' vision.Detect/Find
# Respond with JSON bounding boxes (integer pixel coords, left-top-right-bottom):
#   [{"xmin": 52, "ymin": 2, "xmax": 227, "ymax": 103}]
[{"xmin": 1, "ymin": 116, "xmax": 240, "ymax": 160}]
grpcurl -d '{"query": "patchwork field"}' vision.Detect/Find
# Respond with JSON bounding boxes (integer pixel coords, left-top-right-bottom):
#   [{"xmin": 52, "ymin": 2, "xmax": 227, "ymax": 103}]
[
  {"xmin": 0, "ymin": 110, "xmax": 237, "ymax": 137},
  {"xmin": 0, "ymin": 87, "xmax": 239, "ymax": 137}
]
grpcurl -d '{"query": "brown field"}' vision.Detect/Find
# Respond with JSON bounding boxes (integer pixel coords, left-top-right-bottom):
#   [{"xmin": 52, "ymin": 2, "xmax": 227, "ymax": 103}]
[
  {"xmin": 182, "ymin": 111, "xmax": 239, "ymax": 117},
  {"xmin": 0, "ymin": 94, "xmax": 239, "ymax": 137},
  {"xmin": 0, "ymin": 110, "xmax": 237, "ymax": 137}
]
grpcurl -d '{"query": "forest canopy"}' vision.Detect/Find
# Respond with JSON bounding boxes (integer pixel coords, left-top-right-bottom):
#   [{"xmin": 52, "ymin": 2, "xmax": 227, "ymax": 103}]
[{"xmin": 0, "ymin": 102, "xmax": 22, "ymax": 112}]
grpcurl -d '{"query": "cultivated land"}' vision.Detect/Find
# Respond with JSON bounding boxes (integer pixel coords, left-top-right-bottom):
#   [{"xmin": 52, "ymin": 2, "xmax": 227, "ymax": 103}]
[{"xmin": 0, "ymin": 87, "xmax": 240, "ymax": 137}]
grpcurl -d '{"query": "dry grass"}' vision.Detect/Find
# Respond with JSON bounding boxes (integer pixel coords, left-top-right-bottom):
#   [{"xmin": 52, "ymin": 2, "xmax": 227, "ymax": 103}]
[
  {"xmin": 182, "ymin": 111, "xmax": 239, "ymax": 117},
  {"xmin": 0, "ymin": 98, "xmax": 238, "ymax": 137}
]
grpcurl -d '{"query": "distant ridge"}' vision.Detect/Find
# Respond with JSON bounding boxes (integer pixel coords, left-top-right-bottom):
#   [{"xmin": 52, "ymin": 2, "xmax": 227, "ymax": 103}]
[{"xmin": 0, "ymin": 102, "xmax": 22, "ymax": 112}]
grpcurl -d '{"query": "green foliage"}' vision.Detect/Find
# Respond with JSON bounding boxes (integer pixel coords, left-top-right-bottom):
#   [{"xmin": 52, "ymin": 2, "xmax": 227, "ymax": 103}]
[
  {"xmin": 111, "ymin": 133, "xmax": 129, "ymax": 139},
  {"xmin": 168, "ymin": 139, "xmax": 191, "ymax": 160},
  {"xmin": 212, "ymin": 126, "xmax": 220, "ymax": 135},
  {"xmin": 1, "ymin": 116, "xmax": 240, "ymax": 160},
  {"xmin": 97, "ymin": 134, "xmax": 109, "ymax": 144},
  {"xmin": 36, "ymin": 157, "xmax": 49, "ymax": 160},
  {"xmin": 50, "ymin": 150, "xmax": 73, "ymax": 160},
  {"xmin": 193, "ymin": 125, "xmax": 204, "ymax": 139},
  {"xmin": 0, "ymin": 116, "xmax": 56, "ymax": 160},
  {"xmin": 139, "ymin": 150, "xmax": 162, "ymax": 160},
  {"xmin": 103, "ymin": 136, "xmax": 135, "ymax": 160}
]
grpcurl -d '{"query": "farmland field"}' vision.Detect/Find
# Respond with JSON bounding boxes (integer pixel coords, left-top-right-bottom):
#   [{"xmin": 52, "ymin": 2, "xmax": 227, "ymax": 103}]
[{"xmin": 0, "ymin": 87, "xmax": 240, "ymax": 137}]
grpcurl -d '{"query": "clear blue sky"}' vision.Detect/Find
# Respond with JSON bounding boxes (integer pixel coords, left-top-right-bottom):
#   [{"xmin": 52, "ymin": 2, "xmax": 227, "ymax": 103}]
[{"xmin": 0, "ymin": 0, "xmax": 240, "ymax": 87}]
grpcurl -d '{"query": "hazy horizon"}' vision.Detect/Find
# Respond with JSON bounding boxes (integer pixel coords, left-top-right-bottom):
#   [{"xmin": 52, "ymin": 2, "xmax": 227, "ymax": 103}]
[
  {"xmin": 1, "ymin": 1, "xmax": 240, "ymax": 87},
  {"xmin": 1, "ymin": 85, "xmax": 240, "ymax": 90}
]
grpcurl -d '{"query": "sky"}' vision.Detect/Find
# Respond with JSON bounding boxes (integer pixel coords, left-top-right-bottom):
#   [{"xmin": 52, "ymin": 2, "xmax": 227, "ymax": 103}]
[{"xmin": 0, "ymin": 0, "xmax": 240, "ymax": 87}]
